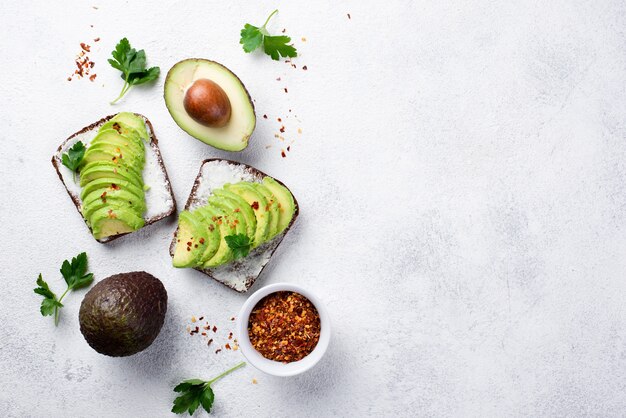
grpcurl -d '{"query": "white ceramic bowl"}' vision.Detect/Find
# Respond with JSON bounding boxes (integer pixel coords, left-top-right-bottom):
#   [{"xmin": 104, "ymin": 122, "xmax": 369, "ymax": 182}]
[{"xmin": 236, "ymin": 282, "xmax": 331, "ymax": 377}]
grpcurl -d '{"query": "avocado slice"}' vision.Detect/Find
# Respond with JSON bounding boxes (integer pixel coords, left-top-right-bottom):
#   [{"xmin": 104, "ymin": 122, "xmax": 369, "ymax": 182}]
[
  {"xmin": 90, "ymin": 128, "xmax": 144, "ymax": 157},
  {"xmin": 81, "ymin": 189, "xmax": 146, "ymax": 220},
  {"xmin": 208, "ymin": 194, "xmax": 248, "ymax": 238},
  {"xmin": 79, "ymin": 161, "xmax": 143, "ymax": 188},
  {"xmin": 164, "ymin": 59, "xmax": 256, "ymax": 151},
  {"xmin": 213, "ymin": 188, "xmax": 256, "ymax": 239},
  {"xmin": 90, "ymin": 206, "xmax": 145, "ymax": 239},
  {"xmin": 225, "ymin": 182, "xmax": 270, "ymax": 247},
  {"xmin": 262, "ymin": 177, "xmax": 295, "ymax": 235},
  {"xmin": 109, "ymin": 112, "xmax": 149, "ymax": 141},
  {"xmin": 172, "ymin": 211, "xmax": 208, "ymax": 268},
  {"xmin": 193, "ymin": 206, "xmax": 222, "ymax": 264},
  {"xmin": 83, "ymin": 144, "xmax": 145, "ymax": 170},
  {"xmin": 203, "ymin": 207, "xmax": 236, "ymax": 268},
  {"xmin": 250, "ymin": 183, "xmax": 280, "ymax": 240},
  {"xmin": 80, "ymin": 177, "xmax": 144, "ymax": 202}
]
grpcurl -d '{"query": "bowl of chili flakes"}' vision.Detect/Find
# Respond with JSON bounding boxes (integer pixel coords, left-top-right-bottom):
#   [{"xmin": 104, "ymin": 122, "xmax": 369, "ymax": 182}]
[{"xmin": 237, "ymin": 283, "xmax": 331, "ymax": 376}]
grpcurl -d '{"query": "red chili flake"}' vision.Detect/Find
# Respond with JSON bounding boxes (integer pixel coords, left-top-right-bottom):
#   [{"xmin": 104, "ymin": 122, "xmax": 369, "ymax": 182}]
[
  {"xmin": 284, "ymin": 88, "xmax": 288, "ymax": 93},
  {"xmin": 231, "ymin": 317, "xmax": 235, "ymax": 321},
  {"xmin": 287, "ymin": 146, "xmax": 291, "ymax": 152},
  {"xmin": 228, "ymin": 332, "xmax": 233, "ymax": 340},
  {"xmin": 198, "ymin": 316, "xmax": 204, "ymax": 321},
  {"xmin": 215, "ymin": 349, "xmax": 222, "ymax": 354},
  {"xmin": 186, "ymin": 241, "xmax": 192, "ymax": 247},
  {"xmin": 276, "ymin": 77, "xmax": 281, "ymax": 81},
  {"xmin": 212, "ymin": 325, "xmax": 217, "ymax": 332},
  {"xmin": 207, "ymin": 339, "xmax": 213, "ymax": 346},
  {"xmin": 110, "ymin": 183, "xmax": 120, "ymax": 190},
  {"xmin": 282, "ymin": 28, "xmax": 286, "ymax": 33},
  {"xmin": 100, "ymin": 191, "xmax": 107, "ymax": 202},
  {"xmin": 80, "ymin": 43, "xmax": 91, "ymax": 52},
  {"xmin": 201, "ymin": 332, "xmax": 207, "ymax": 336},
  {"xmin": 194, "ymin": 244, "xmax": 198, "ymax": 248},
  {"xmin": 251, "ymin": 201, "xmax": 259, "ymax": 210},
  {"xmin": 347, "ymin": 13, "xmax": 351, "ymax": 19},
  {"xmin": 89, "ymin": 74, "xmax": 97, "ymax": 81},
  {"xmin": 234, "ymin": 208, "xmax": 241, "ymax": 213},
  {"xmin": 263, "ymin": 114, "xmax": 268, "ymax": 119},
  {"xmin": 199, "ymin": 238, "xmax": 205, "ymax": 244},
  {"xmin": 107, "ymin": 209, "xmax": 117, "ymax": 219},
  {"xmin": 67, "ymin": 77, "xmax": 72, "ymax": 81},
  {"xmin": 94, "ymin": 37, "xmax": 100, "ymax": 42},
  {"xmin": 225, "ymin": 343, "xmax": 232, "ymax": 350},
  {"xmin": 281, "ymin": 150, "xmax": 287, "ymax": 158},
  {"xmin": 303, "ymin": 65, "xmax": 308, "ymax": 71},
  {"xmin": 208, "ymin": 224, "xmax": 215, "ymax": 232},
  {"xmin": 277, "ymin": 117, "xmax": 282, "ymax": 122},
  {"xmin": 280, "ymin": 126, "xmax": 285, "ymax": 133}
]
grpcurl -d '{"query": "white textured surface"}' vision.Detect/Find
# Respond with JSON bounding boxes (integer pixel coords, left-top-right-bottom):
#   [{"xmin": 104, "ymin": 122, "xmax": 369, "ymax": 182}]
[{"xmin": 1, "ymin": 1, "xmax": 625, "ymax": 417}]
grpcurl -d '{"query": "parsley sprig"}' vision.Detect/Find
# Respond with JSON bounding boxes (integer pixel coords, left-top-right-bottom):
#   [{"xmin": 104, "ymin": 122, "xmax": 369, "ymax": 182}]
[
  {"xmin": 61, "ymin": 141, "xmax": 86, "ymax": 182},
  {"xmin": 240, "ymin": 10, "xmax": 298, "ymax": 60},
  {"xmin": 172, "ymin": 362, "xmax": 246, "ymax": 415},
  {"xmin": 108, "ymin": 38, "xmax": 160, "ymax": 104},
  {"xmin": 34, "ymin": 252, "xmax": 94, "ymax": 326},
  {"xmin": 224, "ymin": 234, "xmax": 252, "ymax": 259}
]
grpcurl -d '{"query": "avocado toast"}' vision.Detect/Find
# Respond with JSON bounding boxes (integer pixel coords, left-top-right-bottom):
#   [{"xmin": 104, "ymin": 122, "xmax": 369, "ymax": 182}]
[
  {"xmin": 52, "ymin": 113, "xmax": 176, "ymax": 242},
  {"xmin": 169, "ymin": 159, "xmax": 299, "ymax": 292}
]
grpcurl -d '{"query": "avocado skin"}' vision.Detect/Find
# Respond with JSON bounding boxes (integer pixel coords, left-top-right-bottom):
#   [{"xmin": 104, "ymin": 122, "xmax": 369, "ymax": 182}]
[{"xmin": 79, "ymin": 272, "xmax": 167, "ymax": 357}]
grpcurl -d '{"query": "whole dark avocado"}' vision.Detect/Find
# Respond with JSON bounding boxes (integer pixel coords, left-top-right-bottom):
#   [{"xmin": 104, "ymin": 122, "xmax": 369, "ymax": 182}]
[{"xmin": 79, "ymin": 271, "xmax": 167, "ymax": 357}]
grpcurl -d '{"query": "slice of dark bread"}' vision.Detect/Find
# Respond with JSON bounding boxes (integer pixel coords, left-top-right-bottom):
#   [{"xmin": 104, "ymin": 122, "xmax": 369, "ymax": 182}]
[
  {"xmin": 169, "ymin": 159, "xmax": 299, "ymax": 292},
  {"xmin": 52, "ymin": 113, "xmax": 176, "ymax": 243}
]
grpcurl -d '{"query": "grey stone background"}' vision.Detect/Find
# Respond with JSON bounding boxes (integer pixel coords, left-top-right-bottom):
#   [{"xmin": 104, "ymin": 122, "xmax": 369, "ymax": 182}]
[{"xmin": 1, "ymin": 1, "xmax": 624, "ymax": 416}]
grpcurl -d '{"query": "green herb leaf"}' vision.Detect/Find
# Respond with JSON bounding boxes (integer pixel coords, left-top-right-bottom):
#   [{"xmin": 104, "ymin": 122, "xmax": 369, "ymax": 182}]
[
  {"xmin": 34, "ymin": 253, "xmax": 95, "ymax": 325},
  {"xmin": 61, "ymin": 141, "xmax": 86, "ymax": 181},
  {"xmin": 240, "ymin": 10, "xmax": 298, "ymax": 60},
  {"xmin": 224, "ymin": 234, "xmax": 252, "ymax": 259},
  {"xmin": 171, "ymin": 362, "xmax": 245, "ymax": 416},
  {"xmin": 34, "ymin": 274, "xmax": 62, "ymax": 316},
  {"xmin": 109, "ymin": 38, "xmax": 160, "ymax": 104},
  {"xmin": 60, "ymin": 252, "xmax": 94, "ymax": 290}
]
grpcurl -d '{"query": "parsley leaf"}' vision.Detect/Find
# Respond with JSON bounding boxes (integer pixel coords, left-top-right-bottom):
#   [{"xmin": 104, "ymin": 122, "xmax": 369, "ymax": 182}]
[
  {"xmin": 224, "ymin": 234, "xmax": 252, "ymax": 259},
  {"xmin": 61, "ymin": 141, "xmax": 86, "ymax": 182},
  {"xmin": 240, "ymin": 10, "xmax": 298, "ymax": 60},
  {"xmin": 172, "ymin": 362, "xmax": 245, "ymax": 415},
  {"xmin": 108, "ymin": 38, "xmax": 160, "ymax": 104},
  {"xmin": 34, "ymin": 252, "xmax": 95, "ymax": 326}
]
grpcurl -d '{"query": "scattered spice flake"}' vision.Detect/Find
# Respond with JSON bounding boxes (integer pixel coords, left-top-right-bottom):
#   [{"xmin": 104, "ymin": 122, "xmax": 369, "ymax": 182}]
[
  {"xmin": 233, "ymin": 345, "xmax": 239, "ymax": 351},
  {"xmin": 201, "ymin": 332, "xmax": 207, "ymax": 336},
  {"xmin": 287, "ymin": 146, "xmax": 291, "ymax": 152},
  {"xmin": 215, "ymin": 349, "xmax": 222, "ymax": 354},
  {"xmin": 80, "ymin": 43, "xmax": 91, "ymax": 52},
  {"xmin": 347, "ymin": 13, "xmax": 351, "ymax": 19},
  {"xmin": 303, "ymin": 65, "xmax": 308, "ymax": 71},
  {"xmin": 298, "ymin": 128, "xmax": 302, "ymax": 134},
  {"xmin": 225, "ymin": 343, "xmax": 232, "ymax": 350},
  {"xmin": 252, "ymin": 378, "xmax": 258, "ymax": 384},
  {"xmin": 212, "ymin": 325, "xmax": 217, "ymax": 332},
  {"xmin": 280, "ymin": 126, "xmax": 285, "ymax": 133},
  {"xmin": 186, "ymin": 325, "xmax": 191, "ymax": 333},
  {"xmin": 89, "ymin": 74, "xmax": 97, "ymax": 82},
  {"xmin": 276, "ymin": 77, "xmax": 281, "ymax": 81},
  {"xmin": 248, "ymin": 291, "xmax": 321, "ymax": 363},
  {"xmin": 207, "ymin": 339, "xmax": 213, "ymax": 347},
  {"xmin": 301, "ymin": 37, "xmax": 307, "ymax": 42},
  {"xmin": 191, "ymin": 316, "xmax": 197, "ymax": 323},
  {"xmin": 93, "ymin": 6, "xmax": 99, "ymax": 9},
  {"xmin": 263, "ymin": 114, "xmax": 268, "ymax": 119},
  {"xmin": 198, "ymin": 316, "xmax": 204, "ymax": 321},
  {"xmin": 277, "ymin": 117, "xmax": 282, "ymax": 122},
  {"xmin": 281, "ymin": 150, "xmax": 287, "ymax": 158},
  {"xmin": 231, "ymin": 317, "xmax": 235, "ymax": 321},
  {"xmin": 94, "ymin": 37, "xmax": 100, "ymax": 42},
  {"xmin": 281, "ymin": 28, "xmax": 286, "ymax": 33},
  {"xmin": 284, "ymin": 87, "xmax": 288, "ymax": 93},
  {"xmin": 228, "ymin": 332, "xmax": 233, "ymax": 340}
]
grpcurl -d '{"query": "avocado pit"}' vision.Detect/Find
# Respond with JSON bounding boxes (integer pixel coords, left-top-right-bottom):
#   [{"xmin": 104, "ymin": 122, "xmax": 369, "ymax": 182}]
[{"xmin": 183, "ymin": 79, "xmax": 231, "ymax": 128}]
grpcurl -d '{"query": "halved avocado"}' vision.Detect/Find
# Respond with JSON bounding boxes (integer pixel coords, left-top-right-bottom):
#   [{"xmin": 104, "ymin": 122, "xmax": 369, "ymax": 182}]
[
  {"xmin": 90, "ymin": 128, "xmax": 144, "ymax": 157},
  {"xmin": 224, "ymin": 182, "xmax": 270, "ymax": 248},
  {"xmin": 213, "ymin": 189, "xmax": 256, "ymax": 239},
  {"xmin": 173, "ymin": 211, "xmax": 208, "ymax": 268},
  {"xmin": 90, "ymin": 206, "xmax": 145, "ymax": 239},
  {"xmin": 164, "ymin": 59, "xmax": 255, "ymax": 151},
  {"xmin": 262, "ymin": 177, "xmax": 295, "ymax": 234},
  {"xmin": 251, "ymin": 183, "xmax": 280, "ymax": 239},
  {"xmin": 109, "ymin": 112, "xmax": 149, "ymax": 141},
  {"xmin": 79, "ymin": 162, "xmax": 143, "ymax": 188},
  {"xmin": 80, "ymin": 177, "xmax": 144, "ymax": 202},
  {"xmin": 193, "ymin": 206, "xmax": 222, "ymax": 264}
]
